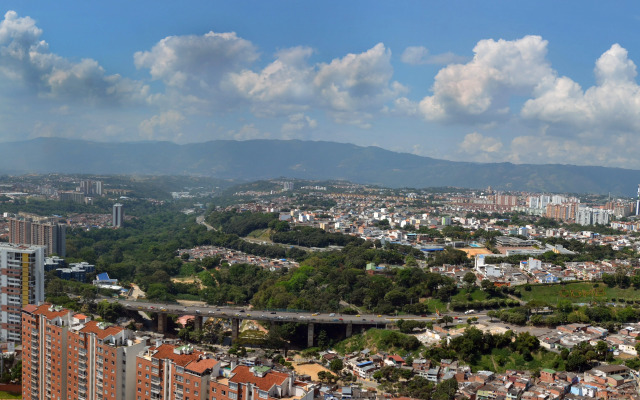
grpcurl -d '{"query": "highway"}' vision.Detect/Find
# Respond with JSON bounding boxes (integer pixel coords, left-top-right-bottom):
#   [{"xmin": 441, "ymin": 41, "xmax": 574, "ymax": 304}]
[{"xmin": 106, "ymin": 298, "xmax": 491, "ymax": 326}]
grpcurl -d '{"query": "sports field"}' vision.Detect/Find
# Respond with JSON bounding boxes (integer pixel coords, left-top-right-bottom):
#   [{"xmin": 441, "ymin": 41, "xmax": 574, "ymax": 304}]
[{"xmin": 519, "ymin": 282, "xmax": 640, "ymax": 303}]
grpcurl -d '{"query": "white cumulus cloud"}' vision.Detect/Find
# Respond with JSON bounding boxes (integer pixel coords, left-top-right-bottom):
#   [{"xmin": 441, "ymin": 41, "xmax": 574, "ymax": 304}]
[
  {"xmin": 134, "ymin": 31, "xmax": 258, "ymax": 89},
  {"xmin": 419, "ymin": 35, "xmax": 553, "ymax": 122},
  {"xmin": 139, "ymin": 110, "xmax": 186, "ymax": 140},
  {"xmin": 458, "ymin": 132, "xmax": 504, "ymax": 162},
  {"xmin": 0, "ymin": 11, "xmax": 148, "ymax": 104},
  {"xmin": 522, "ymin": 44, "xmax": 640, "ymax": 132}
]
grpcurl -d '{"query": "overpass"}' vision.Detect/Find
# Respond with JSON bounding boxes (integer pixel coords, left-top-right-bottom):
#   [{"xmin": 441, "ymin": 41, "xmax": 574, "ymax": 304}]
[
  {"xmin": 107, "ymin": 298, "xmax": 487, "ymax": 347},
  {"xmin": 108, "ymin": 299, "xmax": 396, "ymax": 347}
]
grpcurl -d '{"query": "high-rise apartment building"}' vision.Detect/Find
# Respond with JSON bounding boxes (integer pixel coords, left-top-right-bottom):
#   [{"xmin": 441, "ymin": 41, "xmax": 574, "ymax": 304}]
[
  {"xmin": 545, "ymin": 202, "xmax": 580, "ymax": 222},
  {"xmin": 135, "ymin": 343, "xmax": 220, "ymax": 400},
  {"xmin": 576, "ymin": 207, "xmax": 611, "ymax": 226},
  {"xmin": 22, "ymin": 303, "xmax": 146, "ymax": 400},
  {"xmin": 112, "ymin": 203, "xmax": 123, "ymax": 228},
  {"xmin": 0, "ymin": 244, "xmax": 44, "ymax": 342},
  {"xmin": 211, "ymin": 365, "xmax": 313, "ymax": 400},
  {"xmin": 8, "ymin": 217, "xmax": 66, "ymax": 256},
  {"xmin": 80, "ymin": 179, "xmax": 103, "ymax": 196},
  {"xmin": 59, "ymin": 191, "xmax": 86, "ymax": 203}
]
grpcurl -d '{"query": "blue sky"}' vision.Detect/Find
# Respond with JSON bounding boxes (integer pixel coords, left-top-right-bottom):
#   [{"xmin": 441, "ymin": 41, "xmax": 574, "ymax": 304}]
[{"xmin": 2, "ymin": 1, "xmax": 640, "ymax": 168}]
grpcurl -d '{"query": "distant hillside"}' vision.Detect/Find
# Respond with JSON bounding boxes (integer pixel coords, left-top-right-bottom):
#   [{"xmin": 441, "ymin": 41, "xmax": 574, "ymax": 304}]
[{"xmin": 0, "ymin": 137, "xmax": 638, "ymax": 195}]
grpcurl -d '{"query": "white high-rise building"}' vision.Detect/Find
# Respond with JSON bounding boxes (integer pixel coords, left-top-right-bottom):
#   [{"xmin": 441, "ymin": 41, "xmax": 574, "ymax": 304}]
[
  {"xmin": 112, "ymin": 203, "xmax": 124, "ymax": 228},
  {"xmin": 0, "ymin": 243, "xmax": 45, "ymax": 342}
]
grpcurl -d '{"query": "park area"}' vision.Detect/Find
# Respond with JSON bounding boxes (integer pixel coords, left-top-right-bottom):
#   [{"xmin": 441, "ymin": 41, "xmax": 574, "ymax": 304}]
[
  {"xmin": 292, "ymin": 362, "xmax": 332, "ymax": 381},
  {"xmin": 519, "ymin": 282, "xmax": 640, "ymax": 303}
]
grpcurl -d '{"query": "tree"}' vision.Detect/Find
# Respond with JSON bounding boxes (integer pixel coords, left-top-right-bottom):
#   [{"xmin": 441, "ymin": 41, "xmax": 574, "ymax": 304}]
[
  {"xmin": 462, "ymin": 272, "xmax": 477, "ymax": 290},
  {"xmin": 566, "ymin": 351, "xmax": 589, "ymax": 372},
  {"xmin": 441, "ymin": 315, "xmax": 453, "ymax": 328},
  {"xmin": 480, "ymin": 279, "xmax": 495, "ymax": 294},
  {"xmin": 329, "ymin": 359, "xmax": 344, "ymax": 373},
  {"xmin": 405, "ymin": 255, "xmax": 418, "ymax": 267},
  {"xmin": 80, "ymin": 287, "xmax": 98, "ymax": 311},
  {"xmin": 433, "ymin": 378, "xmax": 458, "ymax": 400}
]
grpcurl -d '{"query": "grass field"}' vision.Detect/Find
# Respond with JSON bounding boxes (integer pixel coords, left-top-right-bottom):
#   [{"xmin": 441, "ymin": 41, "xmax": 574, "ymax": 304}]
[
  {"xmin": 518, "ymin": 282, "xmax": 640, "ymax": 304},
  {"xmin": 422, "ymin": 298, "xmax": 447, "ymax": 313},
  {"xmin": 472, "ymin": 347, "xmax": 563, "ymax": 373},
  {"xmin": 451, "ymin": 288, "xmax": 490, "ymax": 302},
  {"xmin": 0, "ymin": 391, "xmax": 20, "ymax": 399},
  {"xmin": 333, "ymin": 328, "xmax": 425, "ymax": 357}
]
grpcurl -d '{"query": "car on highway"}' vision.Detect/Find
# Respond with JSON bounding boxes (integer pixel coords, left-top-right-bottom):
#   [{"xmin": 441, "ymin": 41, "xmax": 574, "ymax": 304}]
[
  {"xmin": 377, "ymin": 314, "xmax": 382, "ymax": 317},
  {"xmin": 270, "ymin": 312, "xmax": 276, "ymax": 314},
  {"xmin": 356, "ymin": 314, "xmax": 361, "ymax": 317},
  {"xmin": 149, "ymin": 306, "xmax": 155, "ymax": 309},
  {"xmin": 329, "ymin": 313, "xmax": 335, "ymax": 317},
  {"xmin": 312, "ymin": 313, "xmax": 319, "ymax": 316}
]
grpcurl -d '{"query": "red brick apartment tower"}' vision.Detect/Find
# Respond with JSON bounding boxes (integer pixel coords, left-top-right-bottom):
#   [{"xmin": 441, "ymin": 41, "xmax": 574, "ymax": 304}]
[
  {"xmin": 22, "ymin": 304, "xmax": 146, "ymax": 400},
  {"xmin": 210, "ymin": 365, "xmax": 313, "ymax": 400},
  {"xmin": 21, "ymin": 304, "xmax": 73, "ymax": 400},
  {"xmin": 135, "ymin": 343, "xmax": 219, "ymax": 400}
]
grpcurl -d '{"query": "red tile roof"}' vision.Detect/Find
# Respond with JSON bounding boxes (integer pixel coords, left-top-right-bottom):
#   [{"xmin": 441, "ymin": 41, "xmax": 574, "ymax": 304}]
[
  {"xmin": 229, "ymin": 365, "xmax": 289, "ymax": 392},
  {"xmin": 28, "ymin": 303, "xmax": 72, "ymax": 320},
  {"xmin": 23, "ymin": 304, "xmax": 37, "ymax": 313},
  {"xmin": 151, "ymin": 344, "xmax": 201, "ymax": 366},
  {"xmin": 79, "ymin": 320, "xmax": 124, "ymax": 340},
  {"xmin": 186, "ymin": 358, "xmax": 218, "ymax": 374}
]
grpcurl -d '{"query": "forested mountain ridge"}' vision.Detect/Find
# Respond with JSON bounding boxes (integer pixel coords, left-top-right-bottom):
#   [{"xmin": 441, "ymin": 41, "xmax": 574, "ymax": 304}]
[{"xmin": 1, "ymin": 137, "xmax": 638, "ymax": 195}]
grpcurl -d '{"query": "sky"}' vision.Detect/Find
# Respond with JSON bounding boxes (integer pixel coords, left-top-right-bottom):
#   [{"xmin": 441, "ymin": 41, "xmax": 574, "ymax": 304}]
[{"xmin": 1, "ymin": 1, "xmax": 640, "ymax": 169}]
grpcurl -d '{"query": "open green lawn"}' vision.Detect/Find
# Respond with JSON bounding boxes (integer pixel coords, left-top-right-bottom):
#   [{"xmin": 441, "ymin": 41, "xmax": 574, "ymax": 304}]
[
  {"xmin": 0, "ymin": 391, "xmax": 21, "ymax": 399},
  {"xmin": 451, "ymin": 288, "xmax": 490, "ymax": 302},
  {"xmin": 472, "ymin": 348, "xmax": 564, "ymax": 373},
  {"xmin": 519, "ymin": 282, "xmax": 640, "ymax": 304},
  {"xmin": 422, "ymin": 298, "xmax": 447, "ymax": 313},
  {"xmin": 247, "ymin": 229, "xmax": 272, "ymax": 240},
  {"xmin": 333, "ymin": 328, "xmax": 425, "ymax": 357}
]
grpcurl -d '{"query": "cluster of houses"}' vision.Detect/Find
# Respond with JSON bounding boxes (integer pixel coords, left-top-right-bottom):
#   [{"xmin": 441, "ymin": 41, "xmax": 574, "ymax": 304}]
[
  {"xmin": 540, "ymin": 323, "xmax": 640, "ymax": 358},
  {"xmin": 471, "ymin": 255, "xmax": 630, "ymax": 287},
  {"xmin": 179, "ymin": 245, "xmax": 299, "ymax": 270},
  {"xmin": 321, "ymin": 348, "xmax": 640, "ymax": 399}
]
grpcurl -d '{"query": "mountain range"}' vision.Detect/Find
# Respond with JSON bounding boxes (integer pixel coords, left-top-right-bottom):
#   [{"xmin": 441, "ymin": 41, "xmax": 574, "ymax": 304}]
[{"xmin": 1, "ymin": 137, "xmax": 638, "ymax": 196}]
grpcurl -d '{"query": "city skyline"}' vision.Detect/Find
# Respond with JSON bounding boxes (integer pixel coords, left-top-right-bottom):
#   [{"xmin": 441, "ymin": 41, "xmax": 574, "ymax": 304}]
[{"xmin": 1, "ymin": 2, "xmax": 640, "ymax": 169}]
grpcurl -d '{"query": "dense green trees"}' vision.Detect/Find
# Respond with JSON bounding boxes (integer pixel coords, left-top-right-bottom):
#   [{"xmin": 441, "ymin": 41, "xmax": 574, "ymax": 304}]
[{"xmin": 272, "ymin": 226, "xmax": 362, "ymax": 247}]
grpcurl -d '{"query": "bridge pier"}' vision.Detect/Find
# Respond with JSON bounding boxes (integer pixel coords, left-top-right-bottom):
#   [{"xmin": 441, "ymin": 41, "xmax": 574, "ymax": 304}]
[
  {"xmin": 194, "ymin": 315, "xmax": 203, "ymax": 331},
  {"xmin": 157, "ymin": 313, "xmax": 168, "ymax": 334},
  {"xmin": 231, "ymin": 318, "xmax": 239, "ymax": 342},
  {"xmin": 346, "ymin": 322, "xmax": 352, "ymax": 338},
  {"xmin": 307, "ymin": 323, "xmax": 314, "ymax": 348}
]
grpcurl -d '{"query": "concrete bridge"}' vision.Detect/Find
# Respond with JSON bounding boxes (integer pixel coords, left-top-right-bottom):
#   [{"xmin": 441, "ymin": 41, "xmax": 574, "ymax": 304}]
[{"xmin": 110, "ymin": 299, "xmax": 394, "ymax": 347}]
